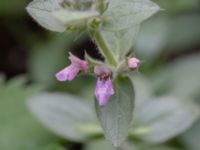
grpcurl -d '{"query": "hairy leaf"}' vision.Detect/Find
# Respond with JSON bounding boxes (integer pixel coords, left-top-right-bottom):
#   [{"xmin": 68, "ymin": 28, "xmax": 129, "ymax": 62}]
[
  {"xmin": 0, "ymin": 76, "xmax": 58, "ymax": 150},
  {"xmin": 132, "ymin": 96, "xmax": 200, "ymax": 143},
  {"xmin": 28, "ymin": 93, "xmax": 96, "ymax": 141},
  {"xmin": 102, "ymin": 0, "xmax": 160, "ymax": 31},
  {"xmin": 95, "ymin": 76, "xmax": 134, "ymax": 147}
]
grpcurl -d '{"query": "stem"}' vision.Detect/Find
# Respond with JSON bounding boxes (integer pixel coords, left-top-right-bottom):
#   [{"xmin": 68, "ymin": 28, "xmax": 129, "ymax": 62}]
[
  {"xmin": 116, "ymin": 142, "xmax": 138, "ymax": 150},
  {"xmin": 93, "ymin": 31, "xmax": 117, "ymax": 66}
]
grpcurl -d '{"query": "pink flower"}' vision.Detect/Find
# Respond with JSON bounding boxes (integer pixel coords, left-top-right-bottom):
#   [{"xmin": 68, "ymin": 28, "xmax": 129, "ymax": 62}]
[
  {"xmin": 94, "ymin": 66, "xmax": 111, "ymax": 78},
  {"xmin": 94, "ymin": 66, "xmax": 114, "ymax": 106},
  {"xmin": 128, "ymin": 57, "xmax": 140, "ymax": 69},
  {"xmin": 56, "ymin": 52, "xmax": 88, "ymax": 81},
  {"xmin": 95, "ymin": 78, "xmax": 114, "ymax": 106}
]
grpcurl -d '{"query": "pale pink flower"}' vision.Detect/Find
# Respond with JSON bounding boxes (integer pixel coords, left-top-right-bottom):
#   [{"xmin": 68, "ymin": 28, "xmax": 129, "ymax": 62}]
[
  {"xmin": 94, "ymin": 66, "xmax": 111, "ymax": 77},
  {"xmin": 95, "ymin": 78, "xmax": 114, "ymax": 106},
  {"xmin": 68, "ymin": 52, "xmax": 88, "ymax": 71},
  {"xmin": 56, "ymin": 52, "xmax": 88, "ymax": 81},
  {"xmin": 128, "ymin": 57, "xmax": 140, "ymax": 69},
  {"xmin": 94, "ymin": 66, "xmax": 114, "ymax": 106}
]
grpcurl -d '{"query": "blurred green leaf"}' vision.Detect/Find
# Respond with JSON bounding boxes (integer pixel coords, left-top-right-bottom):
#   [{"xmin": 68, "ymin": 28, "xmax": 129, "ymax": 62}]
[
  {"xmin": 95, "ymin": 76, "xmax": 135, "ymax": 147},
  {"xmin": 136, "ymin": 144, "xmax": 179, "ymax": 150},
  {"xmin": 135, "ymin": 15, "xmax": 169, "ymax": 60},
  {"xmin": 180, "ymin": 120, "xmax": 200, "ymax": 150},
  {"xmin": 84, "ymin": 140, "xmax": 115, "ymax": 150},
  {"xmin": 129, "ymin": 75, "xmax": 153, "ymax": 105},
  {"xmin": 43, "ymin": 142, "xmax": 66, "ymax": 150},
  {"xmin": 0, "ymin": 0, "xmax": 26, "ymax": 16},
  {"xmin": 102, "ymin": 0, "xmax": 160, "ymax": 31},
  {"xmin": 166, "ymin": 14, "xmax": 200, "ymax": 50},
  {"xmin": 151, "ymin": 54, "xmax": 200, "ymax": 98},
  {"xmin": 153, "ymin": 0, "xmax": 200, "ymax": 12},
  {"xmin": 0, "ymin": 76, "xmax": 59, "ymax": 150},
  {"xmin": 29, "ymin": 35, "xmax": 68, "ymax": 86},
  {"xmin": 0, "ymin": 75, "xmax": 5, "ymax": 84},
  {"xmin": 28, "ymin": 92, "xmax": 96, "ymax": 141},
  {"xmin": 85, "ymin": 139, "xmax": 179, "ymax": 150},
  {"xmin": 131, "ymin": 96, "xmax": 200, "ymax": 143},
  {"xmin": 29, "ymin": 33, "xmax": 85, "ymax": 86},
  {"xmin": 135, "ymin": 13, "xmax": 200, "ymax": 60}
]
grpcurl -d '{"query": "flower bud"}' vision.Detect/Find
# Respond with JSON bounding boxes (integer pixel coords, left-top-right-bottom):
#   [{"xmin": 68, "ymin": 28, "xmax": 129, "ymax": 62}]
[{"xmin": 128, "ymin": 57, "xmax": 140, "ymax": 69}]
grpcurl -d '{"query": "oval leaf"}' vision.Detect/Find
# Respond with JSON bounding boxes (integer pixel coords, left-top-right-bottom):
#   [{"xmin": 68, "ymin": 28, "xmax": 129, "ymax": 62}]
[
  {"xmin": 95, "ymin": 76, "xmax": 135, "ymax": 147},
  {"xmin": 132, "ymin": 96, "xmax": 200, "ymax": 143},
  {"xmin": 28, "ymin": 93, "xmax": 95, "ymax": 141},
  {"xmin": 102, "ymin": 0, "xmax": 160, "ymax": 31}
]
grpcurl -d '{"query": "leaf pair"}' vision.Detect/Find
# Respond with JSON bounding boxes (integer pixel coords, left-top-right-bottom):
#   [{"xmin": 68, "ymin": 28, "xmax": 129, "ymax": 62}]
[
  {"xmin": 28, "ymin": 76, "xmax": 134, "ymax": 147},
  {"xmin": 27, "ymin": 75, "xmax": 200, "ymax": 148},
  {"xmin": 26, "ymin": 0, "xmax": 160, "ymax": 58}
]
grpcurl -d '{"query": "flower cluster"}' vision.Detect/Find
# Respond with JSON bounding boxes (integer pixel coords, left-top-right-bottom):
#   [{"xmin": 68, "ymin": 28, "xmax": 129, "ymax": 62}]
[{"xmin": 56, "ymin": 52, "xmax": 140, "ymax": 106}]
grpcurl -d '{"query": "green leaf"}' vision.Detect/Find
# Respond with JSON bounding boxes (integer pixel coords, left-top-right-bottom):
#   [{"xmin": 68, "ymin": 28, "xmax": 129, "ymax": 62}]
[
  {"xmin": 28, "ymin": 93, "xmax": 96, "ymax": 141},
  {"xmin": 136, "ymin": 144, "xmax": 180, "ymax": 150},
  {"xmin": 43, "ymin": 143, "xmax": 66, "ymax": 150},
  {"xmin": 163, "ymin": 14, "xmax": 200, "ymax": 51},
  {"xmin": 26, "ymin": 0, "xmax": 66, "ymax": 32},
  {"xmin": 129, "ymin": 75, "xmax": 153, "ymax": 105},
  {"xmin": 53, "ymin": 9, "xmax": 99, "ymax": 26},
  {"xmin": 180, "ymin": 120, "xmax": 200, "ymax": 150},
  {"xmin": 102, "ymin": 0, "xmax": 160, "ymax": 31},
  {"xmin": 151, "ymin": 54, "xmax": 200, "ymax": 99},
  {"xmin": 29, "ymin": 33, "xmax": 86, "ymax": 87},
  {"xmin": 95, "ymin": 76, "xmax": 135, "ymax": 147},
  {"xmin": 0, "ymin": 74, "xmax": 5, "ymax": 85},
  {"xmin": 26, "ymin": 0, "xmax": 100, "ymax": 32},
  {"xmin": 135, "ymin": 14, "xmax": 200, "ymax": 60},
  {"xmin": 134, "ymin": 16, "xmax": 169, "ymax": 61},
  {"xmin": 0, "ymin": 76, "xmax": 58, "ymax": 150},
  {"xmin": 29, "ymin": 34, "xmax": 72, "ymax": 86},
  {"xmin": 131, "ymin": 96, "xmax": 200, "ymax": 143},
  {"xmin": 101, "ymin": 25, "xmax": 140, "ymax": 60},
  {"xmin": 85, "ymin": 140, "xmax": 179, "ymax": 150},
  {"xmin": 85, "ymin": 140, "xmax": 115, "ymax": 150},
  {"xmin": 154, "ymin": 0, "xmax": 199, "ymax": 12}
]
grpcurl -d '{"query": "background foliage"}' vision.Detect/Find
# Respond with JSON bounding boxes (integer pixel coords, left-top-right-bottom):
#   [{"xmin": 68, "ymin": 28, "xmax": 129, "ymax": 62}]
[{"xmin": 0, "ymin": 0, "xmax": 200, "ymax": 150}]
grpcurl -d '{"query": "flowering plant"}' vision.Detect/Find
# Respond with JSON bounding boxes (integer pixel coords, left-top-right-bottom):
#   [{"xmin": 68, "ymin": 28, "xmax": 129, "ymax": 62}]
[{"xmin": 26, "ymin": 0, "xmax": 161, "ymax": 148}]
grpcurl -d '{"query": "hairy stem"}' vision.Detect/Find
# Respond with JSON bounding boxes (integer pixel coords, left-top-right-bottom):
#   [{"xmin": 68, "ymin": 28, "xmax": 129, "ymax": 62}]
[{"xmin": 93, "ymin": 31, "xmax": 117, "ymax": 66}]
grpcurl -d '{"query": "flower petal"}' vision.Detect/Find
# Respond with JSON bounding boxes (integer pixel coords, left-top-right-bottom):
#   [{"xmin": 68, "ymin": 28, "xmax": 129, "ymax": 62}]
[
  {"xmin": 95, "ymin": 78, "xmax": 114, "ymax": 106},
  {"xmin": 55, "ymin": 65, "xmax": 80, "ymax": 81},
  {"xmin": 94, "ymin": 66, "xmax": 111, "ymax": 77},
  {"xmin": 69, "ymin": 52, "xmax": 88, "ymax": 71}
]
